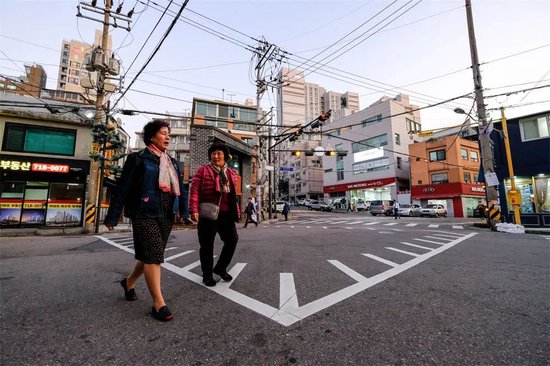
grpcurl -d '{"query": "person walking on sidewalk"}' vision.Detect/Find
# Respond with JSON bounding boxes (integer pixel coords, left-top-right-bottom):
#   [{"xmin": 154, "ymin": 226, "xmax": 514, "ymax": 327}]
[
  {"xmin": 189, "ymin": 142, "xmax": 241, "ymax": 287},
  {"xmin": 282, "ymin": 201, "xmax": 290, "ymax": 221},
  {"xmin": 104, "ymin": 120, "xmax": 189, "ymax": 322},
  {"xmin": 393, "ymin": 200, "xmax": 400, "ymax": 219},
  {"xmin": 243, "ymin": 197, "xmax": 258, "ymax": 228}
]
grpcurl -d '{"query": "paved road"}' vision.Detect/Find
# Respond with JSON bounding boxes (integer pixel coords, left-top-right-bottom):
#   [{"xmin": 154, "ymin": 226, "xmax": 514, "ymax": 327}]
[{"xmin": 1, "ymin": 215, "xmax": 548, "ymax": 365}]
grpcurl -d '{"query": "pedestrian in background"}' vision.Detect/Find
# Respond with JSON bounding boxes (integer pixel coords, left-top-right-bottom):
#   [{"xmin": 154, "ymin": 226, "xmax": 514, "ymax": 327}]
[
  {"xmin": 282, "ymin": 201, "xmax": 290, "ymax": 221},
  {"xmin": 393, "ymin": 200, "xmax": 400, "ymax": 219},
  {"xmin": 243, "ymin": 197, "xmax": 258, "ymax": 228},
  {"xmin": 189, "ymin": 142, "xmax": 241, "ymax": 287},
  {"xmin": 105, "ymin": 120, "xmax": 189, "ymax": 322}
]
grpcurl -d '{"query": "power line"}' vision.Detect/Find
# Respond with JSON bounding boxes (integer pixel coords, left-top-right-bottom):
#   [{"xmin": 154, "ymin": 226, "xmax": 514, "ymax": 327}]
[{"xmin": 111, "ymin": 0, "xmax": 190, "ymax": 110}]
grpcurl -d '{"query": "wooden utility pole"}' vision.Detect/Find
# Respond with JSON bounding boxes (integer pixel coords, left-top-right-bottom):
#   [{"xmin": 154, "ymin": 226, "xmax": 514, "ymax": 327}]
[{"xmin": 465, "ymin": 0, "xmax": 500, "ymax": 227}]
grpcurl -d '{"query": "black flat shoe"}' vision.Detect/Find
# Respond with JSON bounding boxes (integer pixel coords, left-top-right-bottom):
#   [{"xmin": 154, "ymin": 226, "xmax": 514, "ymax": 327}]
[
  {"xmin": 120, "ymin": 278, "xmax": 137, "ymax": 301},
  {"xmin": 203, "ymin": 277, "xmax": 216, "ymax": 287},
  {"xmin": 151, "ymin": 306, "xmax": 173, "ymax": 322},
  {"xmin": 213, "ymin": 269, "xmax": 233, "ymax": 282}
]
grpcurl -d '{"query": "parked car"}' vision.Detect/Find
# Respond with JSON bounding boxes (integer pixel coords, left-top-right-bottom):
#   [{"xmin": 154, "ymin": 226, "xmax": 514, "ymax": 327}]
[
  {"xmin": 308, "ymin": 200, "xmax": 320, "ymax": 210},
  {"xmin": 421, "ymin": 204, "xmax": 447, "ymax": 217},
  {"xmin": 355, "ymin": 199, "xmax": 369, "ymax": 211},
  {"xmin": 303, "ymin": 199, "xmax": 312, "ymax": 208},
  {"xmin": 398, "ymin": 204, "xmax": 422, "ymax": 217},
  {"xmin": 319, "ymin": 201, "xmax": 333, "ymax": 212},
  {"xmin": 473, "ymin": 204, "xmax": 487, "ymax": 218},
  {"xmin": 297, "ymin": 199, "xmax": 306, "ymax": 206},
  {"xmin": 369, "ymin": 200, "xmax": 394, "ymax": 216},
  {"xmin": 271, "ymin": 201, "xmax": 285, "ymax": 213}
]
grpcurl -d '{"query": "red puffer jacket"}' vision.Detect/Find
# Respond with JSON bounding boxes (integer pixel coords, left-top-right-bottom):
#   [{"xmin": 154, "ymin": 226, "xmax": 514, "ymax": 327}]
[{"xmin": 189, "ymin": 164, "xmax": 241, "ymax": 221}]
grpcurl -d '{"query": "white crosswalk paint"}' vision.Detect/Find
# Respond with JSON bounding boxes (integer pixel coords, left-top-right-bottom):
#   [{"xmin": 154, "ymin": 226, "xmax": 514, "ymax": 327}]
[
  {"xmin": 423, "ymin": 236, "xmax": 453, "ymax": 242},
  {"xmin": 362, "ymin": 253, "xmax": 399, "ymax": 267},
  {"xmin": 400, "ymin": 242, "xmax": 434, "ymax": 250},
  {"xmin": 405, "ymin": 223, "xmax": 418, "ymax": 227},
  {"xmin": 165, "ymin": 250, "xmax": 194, "ymax": 262},
  {"xmin": 165, "ymin": 247, "xmax": 178, "ymax": 251},
  {"xmin": 385, "ymin": 247, "xmax": 421, "ymax": 257},
  {"xmin": 328, "ymin": 260, "xmax": 368, "ymax": 282},
  {"xmin": 452, "ymin": 225, "xmax": 464, "ymax": 229},
  {"xmin": 363, "ymin": 222, "xmax": 379, "ymax": 226},
  {"xmin": 428, "ymin": 224, "xmax": 440, "ymax": 228},
  {"xmin": 384, "ymin": 222, "xmax": 399, "ymax": 226},
  {"xmin": 346, "ymin": 221, "xmax": 364, "ymax": 225},
  {"xmin": 330, "ymin": 220, "xmax": 349, "ymax": 225},
  {"xmin": 414, "ymin": 238, "xmax": 446, "ymax": 245}
]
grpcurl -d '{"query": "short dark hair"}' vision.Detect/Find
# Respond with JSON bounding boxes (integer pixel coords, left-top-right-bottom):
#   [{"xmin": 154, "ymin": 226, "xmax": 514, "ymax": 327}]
[
  {"xmin": 208, "ymin": 141, "xmax": 230, "ymax": 161},
  {"xmin": 142, "ymin": 119, "xmax": 170, "ymax": 145}
]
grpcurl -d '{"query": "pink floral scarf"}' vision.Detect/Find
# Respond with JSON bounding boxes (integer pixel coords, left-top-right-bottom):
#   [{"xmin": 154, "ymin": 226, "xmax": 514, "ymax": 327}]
[{"xmin": 147, "ymin": 144, "xmax": 180, "ymax": 196}]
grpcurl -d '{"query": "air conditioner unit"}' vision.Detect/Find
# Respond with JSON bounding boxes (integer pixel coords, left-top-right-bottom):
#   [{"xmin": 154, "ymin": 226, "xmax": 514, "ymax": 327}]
[{"xmin": 107, "ymin": 57, "xmax": 120, "ymax": 76}]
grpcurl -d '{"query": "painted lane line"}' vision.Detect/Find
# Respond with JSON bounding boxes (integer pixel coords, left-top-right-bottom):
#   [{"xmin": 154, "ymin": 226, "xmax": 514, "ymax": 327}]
[
  {"xmin": 400, "ymin": 242, "xmax": 434, "ymax": 250},
  {"xmin": 452, "ymin": 225, "xmax": 464, "ymax": 229},
  {"xmin": 431, "ymin": 230, "xmax": 464, "ymax": 237},
  {"xmin": 377, "ymin": 231, "xmax": 395, "ymax": 234},
  {"xmin": 279, "ymin": 273, "xmax": 299, "ymax": 309},
  {"xmin": 413, "ymin": 238, "xmax": 446, "ymax": 245},
  {"xmin": 345, "ymin": 227, "xmax": 353, "ymax": 230},
  {"xmin": 330, "ymin": 220, "xmax": 349, "ymax": 225},
  {"xmin": 384, "ymin": 222, "xmax": 399, "ymax": 226},
  {"xmin": 97, "ymin": 235, "xmax": 135, "ymax": 254},
  {"xmin": 363, "ymin": 222, "xmax": 379, "ymax": 226},
  {"xmin": 328, "ymin": 260, "xmax": 368, "ymax": 282},
  {"xmin": 423, "ymin": 236, "xmax": 454, "ymax": 242},
  {"xmin": 182, "ymin": 260, "xmax": 202, "ymax": 271},
  {"xmin": 405, "ymin": 223, "xmax": 418, "ymax": 227},
  {"xmin": 215, "ymin": 263, "xmax": 247, "ymax": 289},
  {"xmin": 385, "ymin": 247, "xmax": 421, "ymax": 257},
  {"xmin": 164, "ymin": 250, "xmax": 194, "ymax": 262},
  {"xmin": 428, "ymin": 224, "xmax": 440, "ymax": 228},
  {"xmin": 306, "ymin": 226, "xmax": 311, "ymax": 229},
  {"xmin": 391, "ymin": 228, "xmax": 403, "ymax": 232},
  {"xmin": 116, "ymin": 239, "xmax": 135, "ymax": 244},
  {"xmin": 362, "ymin": 253, "xmax": 399, "ymax": 267},
  {"xmin": 347, "ymin": 221, "xmax": 364, "ymax": 225},
  {"xmin": 323, "ymin": 226, "xmax": 328, "ymax": 229},
  {"xmin": 365, "ymin": 227, "xmax": 375, "ymax": 231},
  {"xmin": 165, "ymin": 247, "xmax": 178, "ymax": 251}
]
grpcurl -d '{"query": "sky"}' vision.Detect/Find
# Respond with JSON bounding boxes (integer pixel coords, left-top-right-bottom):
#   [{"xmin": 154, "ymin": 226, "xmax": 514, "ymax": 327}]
[{"xmin": 1, "ymin": 0, "xmax": 549, "ymax": 147}]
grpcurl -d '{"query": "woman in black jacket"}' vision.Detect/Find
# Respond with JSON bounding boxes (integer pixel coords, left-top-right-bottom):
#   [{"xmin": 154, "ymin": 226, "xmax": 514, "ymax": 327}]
[{"xmin": 104, "ymin": 120, "xmax": 189, "ymax": 322}]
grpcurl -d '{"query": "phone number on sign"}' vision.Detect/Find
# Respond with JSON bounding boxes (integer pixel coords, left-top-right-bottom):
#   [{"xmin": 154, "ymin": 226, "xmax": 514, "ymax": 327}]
[{"xmin": 31, "ymin": 163, "xmax": 70, "ymax": 173}]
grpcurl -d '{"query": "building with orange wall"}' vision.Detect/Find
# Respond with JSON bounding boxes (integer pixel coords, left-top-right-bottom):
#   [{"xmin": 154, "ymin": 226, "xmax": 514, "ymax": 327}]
[{"xmin": 409, "ymin": 135, "xmax": 486, "ymax": 217}]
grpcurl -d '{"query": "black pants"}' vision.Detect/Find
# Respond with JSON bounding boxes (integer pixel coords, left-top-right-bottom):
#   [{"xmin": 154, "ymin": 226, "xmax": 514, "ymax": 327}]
[
  {"xmin": 243, "ymin": 212, "xmax": 257, "ymax": 227},
  {"xmin": 197, "ymin": 211, "xmax": 239, "ymax": 278},
  {"xmin": 394, "ymin": 208, "xmax": 400, "ymax": 219}
]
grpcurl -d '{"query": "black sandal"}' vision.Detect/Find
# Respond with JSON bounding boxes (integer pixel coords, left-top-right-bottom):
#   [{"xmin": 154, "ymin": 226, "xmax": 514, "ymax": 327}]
[
  {"xmin": 120, "ymin": 278, "xmax": 137, "ymax": 301},
  {"xmin": 151, "ymin": 306, "xmax": 173, "ymax": 322}
]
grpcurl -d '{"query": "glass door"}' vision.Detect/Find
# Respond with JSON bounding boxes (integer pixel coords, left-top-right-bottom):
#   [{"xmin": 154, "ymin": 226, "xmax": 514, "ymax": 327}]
[{"xmin": 20, "ymin": 182, "xmax": 48, "ymax": 226}]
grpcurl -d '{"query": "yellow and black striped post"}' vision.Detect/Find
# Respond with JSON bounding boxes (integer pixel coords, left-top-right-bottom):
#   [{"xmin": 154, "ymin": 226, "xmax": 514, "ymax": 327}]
[
  {"xmin": 488, "ymin": 202, "xmax": 500, "ymax": 231},
  {"xmin": 86, "ymin": 203, "xmax": 96, "ymax": 224}
]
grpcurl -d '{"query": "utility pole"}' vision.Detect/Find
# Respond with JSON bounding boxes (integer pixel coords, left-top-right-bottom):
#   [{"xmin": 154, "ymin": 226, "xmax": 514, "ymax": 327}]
[
  {"xmin": 500, "ymin": 107, "xmax": 521, "ymax": 225},
  {"xmin": 77, "ymin": 0, "xmax": 130, "ymax": 232},
  {"xmin": 465, "ymin": 0, "xmax": 499, "ymax": 227}
]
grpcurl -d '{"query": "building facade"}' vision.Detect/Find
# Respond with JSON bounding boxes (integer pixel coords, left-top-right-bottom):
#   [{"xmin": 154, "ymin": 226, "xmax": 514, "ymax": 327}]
[
  {"xmin": 409, "ymin": 135, "xmax": 485, "ymax": 217},
  {"xmin": 491, "ymin": 110, "xmax": 550, "ymax": 226},
  {"xmin": 322, "ymin": 94, "xmax": 420, "ymax": 207}
]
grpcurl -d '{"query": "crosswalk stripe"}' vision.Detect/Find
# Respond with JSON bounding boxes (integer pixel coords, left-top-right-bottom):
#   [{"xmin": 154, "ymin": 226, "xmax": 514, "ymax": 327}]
[
  {"xmin": 452, "ymin": 225, "xmax": 464, "ymax": 229},
  {"xmin": 405, "ymin": 223, "xmax": 418, "ymax": 227},
  {"xmin": 385, "ymin": 247, "xmax": 421, "ymax": 257},
  {"xmin": 414, "ymin": 238, "xmax": 446, "ymax": 245},
  {"xmin": 328, "ymin": 260, "xmax": 368, "ymax": 282},
  {"xmin": 165, "ymin": 250, "xmax": 194, "ymax": 262},
  {"xmin": 428, "ymin": 224, "xmax": 439, "ymax": 228},
  {"xmin": 346, "ymin": 221, "xmax": 364, "ymax": 225},
  {"xmin": 363, "ymin": 222, "xmax": 379, "ymax": 226},
  {"xmin": 400, "ymin": 242, "xmax": 433, "ymax": 250},
  {"xmin": 362, "ymin": 253, "xmax": 399, "ymax": 267},
  {"xmin": 330, "ymin": 220, "xmax": 349, "ymax": 225},
  {"xmin": 424, "ymin": 236, "xmax": 453, "ymax": 241},
  {"xmin": 384, "ymin": 222, "xmax": 399, "ymax": 226}
]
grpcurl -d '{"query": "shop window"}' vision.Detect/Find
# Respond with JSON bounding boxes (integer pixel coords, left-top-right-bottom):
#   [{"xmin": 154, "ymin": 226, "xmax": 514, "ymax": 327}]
[
  {"xmin": 461, "ymin": 148, "xmax": 468, "ymax": 160},
  {"xmin": 394, "ymin": 133, "xmax": 400, "ymax": 145},
  {"xmin": 470, "ymin": 151, "xmax": 478, "ymax": 162},
  {"xmin": 429, "ymin": 149, "xmax": 446, "ymax": 162},
  {"xmin": 431, "ymin": 173, "xmax": 448, "ymax": 184},
  {"xmin": 20, "ymin": 182, "xmax": 48, "ymax": 225},
  {"xmin": 46, "ymin": 183, "xmax": 85, "ymax": 226},
  {"xmin": 533, "ymin": 175, "xmax": 550, "ymax": 213},
  {"xmin": 397, "ymin": 156, "xmax": 402, "ymax": 169},
  {"xmin": 3, "ymin": 123, "xmax": 76, "ymax": 156},
  {"xmin": 0, "ymin": 182, "xmax": 25, "ymax": 226},
  {"xmin": 474, "ymin": 173, "xmax": 479, "ymax": 183},
  {"xmin": 361, "ymin": 114, "xmax": 382, "ymax": 128},
  {"xmin": 464, "ymin": 172, "xmax": 471, "ymax": 183}
]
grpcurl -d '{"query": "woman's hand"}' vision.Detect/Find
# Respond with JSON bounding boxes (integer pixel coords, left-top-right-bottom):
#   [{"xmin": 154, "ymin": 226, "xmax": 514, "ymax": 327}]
[{"xmin": 191, "ymin": 213, "xmax": 199, "ymax": 222}]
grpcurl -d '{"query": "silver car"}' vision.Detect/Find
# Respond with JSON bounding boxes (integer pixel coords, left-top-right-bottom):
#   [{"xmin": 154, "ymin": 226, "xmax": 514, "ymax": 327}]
[
  {"xmin": 421, "ymin": 204, "xmax": 447, "ymax": 217},
  {"xmin": 397, "ymin": 204, "xmax": 422, "ymax": 217}
]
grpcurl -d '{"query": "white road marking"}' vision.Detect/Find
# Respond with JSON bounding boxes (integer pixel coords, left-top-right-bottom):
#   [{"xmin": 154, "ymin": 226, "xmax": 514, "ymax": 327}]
[
  {"xmin": 377, "ymin": 231, "xmax": 395, "ymax": 234},
  {"xmin": 363, "ymin": 222, "xmax": 379, "ymax": 226},
  {"xmin": 165, "ymin": 250, "xmax": 194, "ymax": 262},
  {"xmin": 328, "ymin": 260, "xmax": 368, "ymax": 282},
  {"xmin": 391, "ymin": 228, "xmax": 403, "ymax": 232},
  {"xmin": 323, "ymin": 226, "xmax": 328, "ymax": 229},
  {"xmin": 423, "ymin": 236, "xmax": 453, "ymax": 242},
  {"xmin": 385, "ymin": 247, "xmax": 421, "ymax": 257},
  {"xmin": 116, "ymin": 239, "xmax": 134, "ymax": 244},
  {"xmin": 431, "ymin": 230, "xmax": 463, "ymax": 237},
  {"xmin": 414, "ymin": 238, "xmax": 446, "ymax": 245},
  {"xmin": 306, "ymin": 226, "xmax": 311, "ymax": 229},
  {"xmin": 400, "ymin": 242, "xmax": 433, "ymax": 250},
  {"xmin": 279, "ymin": 273, "xmax": 299, "ymax": 309},
  {"xmin": 165, "ymin": 247, "xmax": 178, "ymax": 251},
  {"xmin": 428, "ymin": 224, "xmax": 440, "ymax": 228},
  {"xmin": 362, "ymin": 253, "xmax": 399, "ymax": 267},
  {"xmin": 452, "ymin": 225, "xmax": 464, "ymax": 229},
  {"xmin": 384, "ymin": 222, "xmax": 399, "ymax": 226},
  {"xmin": 330, "ymin": 220, "xmax": 349, "ymax": 225},
  {"xmin": 347, "ymin": 221, "xmax": 364, "ymax": 225},
  {"xmin": 405, "ymin": 223, "xmax": 418, "ymax": 227},
  {"xmin": 95, "ymin": 231, "xmax": 477, "ymax": 327}
]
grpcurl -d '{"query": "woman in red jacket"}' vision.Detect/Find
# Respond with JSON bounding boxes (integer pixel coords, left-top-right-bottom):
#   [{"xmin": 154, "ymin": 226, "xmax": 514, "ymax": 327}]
[{"xmin": 189, "ymin": 142, "xmax": 241, "ymax": 287}]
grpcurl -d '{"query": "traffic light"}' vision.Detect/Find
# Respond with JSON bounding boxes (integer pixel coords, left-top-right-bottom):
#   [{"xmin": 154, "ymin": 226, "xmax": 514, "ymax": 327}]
[
  {"xmin": 310, "ymin": 110, "xmax": 332, "ymax": 129},
  {"xmin": 288, "ymin": 129, "xmax": 302, "ymax": 142},
  {"xmin": 337, "ymin": 151, "xmax": 347, "ymax": 157},
  {"xmin": 291, "ymin": 150, "xmax": 301, "ymax": 157},
  {"xmin": 325, "ymin": 150, "xmax": 336, "ymax": 157},
  {"xmin": 304, "ymin": 149, "xmax": 314, "ymax": 156}
]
